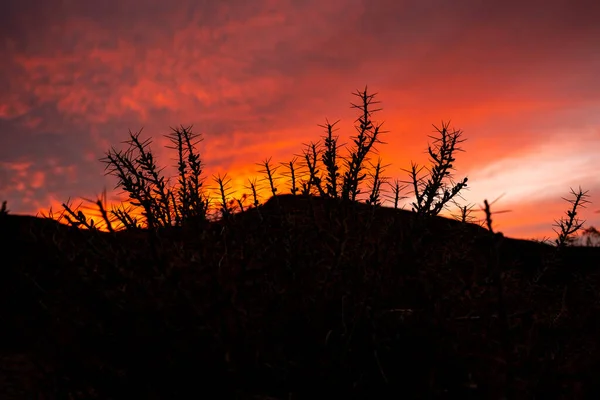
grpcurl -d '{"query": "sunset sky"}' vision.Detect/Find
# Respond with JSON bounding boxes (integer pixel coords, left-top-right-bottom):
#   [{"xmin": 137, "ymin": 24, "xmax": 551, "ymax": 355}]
[{"xmin": 1, "ymin": 0, "xmax": 599, "ymax": 240}]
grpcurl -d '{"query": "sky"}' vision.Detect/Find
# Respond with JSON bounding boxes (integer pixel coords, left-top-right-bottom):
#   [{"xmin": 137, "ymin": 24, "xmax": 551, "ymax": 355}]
[{"xmin": 1, "ymin": 0, "xmax": 599, "ymax": 240}]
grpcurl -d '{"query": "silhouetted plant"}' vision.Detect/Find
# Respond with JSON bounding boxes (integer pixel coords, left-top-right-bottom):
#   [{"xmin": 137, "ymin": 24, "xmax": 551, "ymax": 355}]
[
  {"xmin": 63, "ymin": 207, "xmax": 97, "ymax": 231},
  {"xmin": 319, "ymin": 119, "xmax": 341, "ymax": 198},
  {"xmin": 165, "ymin": 125, "xmax": 210, "ymax": 227},
  {"xmin": 111, "ymin": 202, "xmax": 142, "ymax": 230},
  {"xmin": 246, "ymin": 178, "xmax": 260, "ymax": 208},
  {"xmin": 386, "ymin": 179, "xmax": 409, "ymax": 209},
  {"xmin": 451, "ymin": 203, "xmax": 478, "ymax": 224},
  {"xmin": 82, "ymin": 189, "xmax": 117, "ymax": 233},
  {"xmin": 235, "ymin": 194, "xmax": 248, "ymax": 213},
  {"xmin": 63, "ymin": 125, "xmax": 212, "ymax": 231},
  {"xmin": 553, "ymin": 186, "xmax": 590, "ymax": 248},
  {"xmin": 213, "ymin": 173, "xmax": 235, "ymax": 220},
  {"xmin": 292, "ymin": 87, "xmax": 386, "ymax": 204},
  {"xmin": 340, "ymin": 87, "xmax": 386, "ymax": 202},
  {"xmin": 482, "ymin": 199, "xmax": 496, "ymax": 234},
  {"xmin": 403, "ymin": 122, "xmax": 468, "ymax": 217},
  {"xmin": 258, "ymin": 157, "xmax": 279, "ymax": 199},
  {"xmin": 365, "ymin": 158, "xmax": 388, "ymax": 206},
  {"xmin": 299, "ymin": 141, "xmax": 324, "ymax": 196},
  {"xmin": 100, "ymin": 129, "xmax": 169, "ymax": 229},
  {"xmin": 0, "ymin": 200, "xmax": 8, "ymax": 216},
  {"xmin": 280, "ymin": 158, "xmax": 300, "ymax": 196}
]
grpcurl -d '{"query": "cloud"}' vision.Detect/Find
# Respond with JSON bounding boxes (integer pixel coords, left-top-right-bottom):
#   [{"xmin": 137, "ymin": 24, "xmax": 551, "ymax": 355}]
[{"xmin": 464, "ymin": 130, "xmax": 600, "ymax": 204}]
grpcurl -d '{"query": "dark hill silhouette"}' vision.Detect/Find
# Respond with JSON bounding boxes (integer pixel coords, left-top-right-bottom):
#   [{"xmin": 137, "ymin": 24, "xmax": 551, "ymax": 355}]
[{"xmin": 2, "ymin": 193, "xmax": 600, "ymax": 398}]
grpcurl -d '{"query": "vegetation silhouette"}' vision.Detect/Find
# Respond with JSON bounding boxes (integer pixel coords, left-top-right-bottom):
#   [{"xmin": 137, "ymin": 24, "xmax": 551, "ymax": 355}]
[{"xmin": 1, "ymin": 87, "xmax": 600, "ymax": 399}]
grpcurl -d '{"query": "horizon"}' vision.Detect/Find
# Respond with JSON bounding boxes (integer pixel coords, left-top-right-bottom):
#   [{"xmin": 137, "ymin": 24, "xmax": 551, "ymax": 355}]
[{"xmin": 1, "ymin": 0, "xmax": 599, "ymax": 241}]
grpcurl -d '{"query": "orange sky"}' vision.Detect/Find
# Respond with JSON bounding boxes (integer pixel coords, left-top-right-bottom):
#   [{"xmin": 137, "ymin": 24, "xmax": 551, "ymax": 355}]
[{"xmin": 1, "ymin": 0, "xmax": 599, "ymax": 240}]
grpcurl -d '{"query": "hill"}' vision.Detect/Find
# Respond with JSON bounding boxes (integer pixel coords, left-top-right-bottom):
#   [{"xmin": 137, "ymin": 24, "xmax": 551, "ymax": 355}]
[{"xmin": 1, "ymin": 193, "xmax": 600, "ymax": 399}]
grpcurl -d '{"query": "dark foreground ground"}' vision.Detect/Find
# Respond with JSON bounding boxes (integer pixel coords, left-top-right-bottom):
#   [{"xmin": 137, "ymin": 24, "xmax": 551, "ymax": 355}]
[{"xmin": 1, "ymin": 194, "xmax": 599, "ymax": 399}]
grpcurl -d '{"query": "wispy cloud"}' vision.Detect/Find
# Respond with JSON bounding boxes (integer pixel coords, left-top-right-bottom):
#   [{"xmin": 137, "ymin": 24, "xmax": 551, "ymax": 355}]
[{"xmin": 465, "ymin": 130, "xmax": 600, "ymax": 205}]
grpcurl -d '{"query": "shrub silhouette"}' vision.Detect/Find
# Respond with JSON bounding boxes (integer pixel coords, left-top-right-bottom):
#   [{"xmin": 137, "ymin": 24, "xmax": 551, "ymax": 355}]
[
  {"xmin": 63, "ymin": 87, "xmax": 471, "ymax": 232},
  {"xmin": 403, "ymin": 122, "xmax": 468, "ymax": 217},
  {"xmin": 553, "ymin": 186, "xmax": 590, "ymax": 248},
  {"xmin": 97, "ymin": 126, "xmax": 210, "ymax": 231}
]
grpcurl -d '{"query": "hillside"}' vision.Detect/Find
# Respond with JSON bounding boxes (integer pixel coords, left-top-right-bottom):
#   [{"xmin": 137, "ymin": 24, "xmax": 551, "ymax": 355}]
[{"xmin": 1, "ymin": 193, "xmax": 600, "ymax": 399}]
